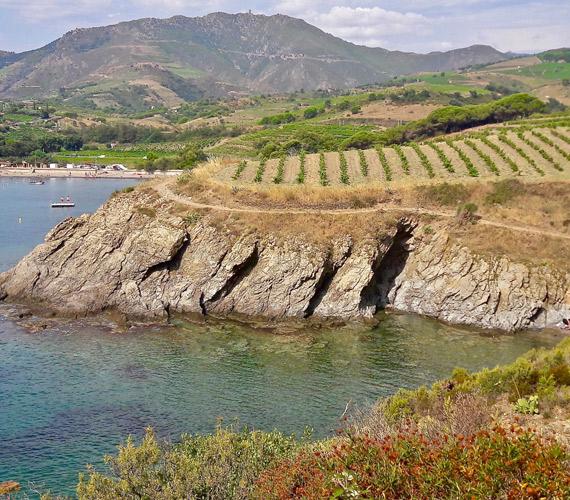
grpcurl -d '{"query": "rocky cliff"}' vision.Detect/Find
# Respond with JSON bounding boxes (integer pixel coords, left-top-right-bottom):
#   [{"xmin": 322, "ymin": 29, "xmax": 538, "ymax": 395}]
[{"xmin": 0, "ymin": 190, "xmax": 568, "ymax": 331}]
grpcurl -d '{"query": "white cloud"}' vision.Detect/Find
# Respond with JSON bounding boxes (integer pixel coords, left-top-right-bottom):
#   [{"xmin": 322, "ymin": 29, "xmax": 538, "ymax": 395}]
[{"xmin": 313, "ymin": 6, "xmax": 432, "ymax": 46}]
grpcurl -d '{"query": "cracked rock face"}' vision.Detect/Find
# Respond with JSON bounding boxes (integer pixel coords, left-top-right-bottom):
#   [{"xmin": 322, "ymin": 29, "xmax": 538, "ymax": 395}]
[{"xmin": 0, "ymin": 192, "xmax": 568, "ymax": 331}]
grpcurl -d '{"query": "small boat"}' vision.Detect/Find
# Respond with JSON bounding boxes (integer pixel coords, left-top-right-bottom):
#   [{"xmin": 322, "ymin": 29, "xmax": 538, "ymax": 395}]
[
  {"xmin": 51, "ymin": 202, "xmax": 75, "ymax": 208},
  {"xmin": 29, "ymin": 180, "xmax": 45, "ymax": 185},
  {"xmin": 51, "ymin": 196, "xmax": 75, "ymax": 208}
]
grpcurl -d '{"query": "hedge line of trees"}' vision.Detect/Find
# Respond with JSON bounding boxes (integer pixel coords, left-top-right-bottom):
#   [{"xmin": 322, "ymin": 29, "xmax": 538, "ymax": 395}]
[
  {"xmin": 0, "ymin": 129, "xmax": 83, "ymax": 159},
  {"xmin": 380, "ymin": 93, "xmax": 546, "ymax": 145}
]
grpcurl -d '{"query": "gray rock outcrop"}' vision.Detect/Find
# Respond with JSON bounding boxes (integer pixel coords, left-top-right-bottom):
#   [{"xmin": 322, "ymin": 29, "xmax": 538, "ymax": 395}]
[{"xmin": 0, "ymin": 191, "xmax": 568, "ymax": 331}]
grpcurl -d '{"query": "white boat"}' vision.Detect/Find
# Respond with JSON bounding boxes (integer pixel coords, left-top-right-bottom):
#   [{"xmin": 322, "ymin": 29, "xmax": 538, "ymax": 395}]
[
  {"xmin": 51, "ymin": 197, "xmax": 75, "ymax": 208},
  {"xmin": 51, "ymin": 202, "xmax": 75, "ymax": 208},
  {"xmin": 29, "ymin": 180, "xmax": 45, "ymax": 185}
]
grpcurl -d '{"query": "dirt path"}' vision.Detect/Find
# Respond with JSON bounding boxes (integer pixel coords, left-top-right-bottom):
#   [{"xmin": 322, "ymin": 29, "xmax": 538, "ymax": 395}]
[{"xmin": 155, "ymin": 182, "xmax": 570, "ymax": 241}]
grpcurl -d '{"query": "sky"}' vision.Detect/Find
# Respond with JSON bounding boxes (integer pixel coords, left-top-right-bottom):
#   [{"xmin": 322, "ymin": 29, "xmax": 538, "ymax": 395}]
[{"xmin": 0, "ymin": 0, "xmax": 568, "ymax": 54}]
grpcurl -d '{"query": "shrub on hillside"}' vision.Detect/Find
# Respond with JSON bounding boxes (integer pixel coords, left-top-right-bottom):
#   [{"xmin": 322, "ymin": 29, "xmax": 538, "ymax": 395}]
[
  {"xmin": 418, "ymin": 182, "xmax": 469, "ymax": 206},
  {"xmin": 485, "ymin": 179, "xmax": 525, "ymax": 205},
  {"xmin": 77, "ymin": 426, "xmax": 302, "ymax": 500},
  {"xmin": 254, "ymin": 427, "xmax": 569, "ymax": 500}
]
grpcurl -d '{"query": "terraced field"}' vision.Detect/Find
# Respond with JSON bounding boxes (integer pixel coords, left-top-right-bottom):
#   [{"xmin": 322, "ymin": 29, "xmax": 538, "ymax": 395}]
[{"xmin": 220, "ymin": 125, "xmax": 570, "ymax": 186}]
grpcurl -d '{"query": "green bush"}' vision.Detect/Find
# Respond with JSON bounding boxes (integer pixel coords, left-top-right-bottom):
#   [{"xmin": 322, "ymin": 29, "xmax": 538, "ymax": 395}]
[
  {"xmin": 77, "ymin": 426, "xmax": 302, "ymax": 500},
  {"xmin": 259, "ymin": 112, "xmax": 296, "ymax": 126},
  {"xmin": 514, "ymin": 395, "xmax": 540, "ymax": 415}
]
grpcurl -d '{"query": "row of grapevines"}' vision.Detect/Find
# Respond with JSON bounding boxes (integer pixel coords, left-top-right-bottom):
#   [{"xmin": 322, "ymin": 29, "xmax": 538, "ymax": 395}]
[
  {"xmin": 516, "ymin": 130, "xmax": 562, "ymax": 172},
  {"xmin": 339, "ymin": 151, "xmax": 350, "ymax": 184},
  {"xmin": 358, "ymin": 150, "xmax": 369, "ymax": 177},
  {"xmin": 463, "ymin": 139, "xmax": 500, "ymax": 176},
  {"xmin": 232, "ymin": 160, "xmax": 247, "ymax": 180},
  {"xmin": 426, "ymin": 142, "xmax": 455, "ymax": 173},
  {"xmin": 273, "ymin": 156, "xmax": 286, "ymax": 183},
  {"xmin": 498, "ymin": 133, "xmax": 544, "ymax": 176},
  {"xmin": 376, "ymin": 147, "xmax": 392, "ymax": 181},
  {"xmin": 254, "ymin": 158, "xmax": 266, "ymax": 183},
  {"xmin": 410, "ymin": 143, "xmax": 435, "ymax": 178},
  {"xmin": 550, "ymin": 128, "xmax": 570, "ymax": 147},
  {"xmin": 479, "ymin": 136, "xmax": 519, "ymax": 173},
  {"xmin": 393, "ymin": 145, "xmax": 410, "ymax": 175},
  {"xmin": 319, "ymin": 152, "xmax": 328, "ymax": 186},
  {"xmin": 498, "ymin": 133, "xmax": 544, "ymax": 175},
  {"xmin": 446, "ymin": 140, "xmax": 479, "ymax": 177},
  {"xmin": 531, "ymin": 130, "xmax": 570, "ymax": 162},
  {"xmin": 296, "ymin": 150, "xmax": 306, "ymax": 184}
]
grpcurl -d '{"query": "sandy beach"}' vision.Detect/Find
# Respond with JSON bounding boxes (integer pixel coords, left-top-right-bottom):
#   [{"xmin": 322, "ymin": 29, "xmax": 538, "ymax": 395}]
[{"xmin": 0, "ymin": 167, "xmax": 178, "ymax": 179}]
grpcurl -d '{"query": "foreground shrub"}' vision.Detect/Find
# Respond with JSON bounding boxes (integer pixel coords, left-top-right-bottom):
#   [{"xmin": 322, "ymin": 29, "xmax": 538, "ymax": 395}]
[
  {"xmin": 77, "ymin": 426, "xmax": 302, "ymax": 500},
  {"xmin": 254, "ymin": 426, "xmax": 570, "ymax": 499}
]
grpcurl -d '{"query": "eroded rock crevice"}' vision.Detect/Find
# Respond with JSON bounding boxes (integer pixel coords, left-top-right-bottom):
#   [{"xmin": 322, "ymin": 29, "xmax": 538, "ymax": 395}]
[{"xmin": 360, "ymin": 221, "xmax": 415, "ymax": 314}]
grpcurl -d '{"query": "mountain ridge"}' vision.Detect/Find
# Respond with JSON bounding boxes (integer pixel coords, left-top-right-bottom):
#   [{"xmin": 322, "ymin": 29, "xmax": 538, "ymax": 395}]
[{"xmin": 0, "ymin": 12, "xmax": 509, "ymax": 106}]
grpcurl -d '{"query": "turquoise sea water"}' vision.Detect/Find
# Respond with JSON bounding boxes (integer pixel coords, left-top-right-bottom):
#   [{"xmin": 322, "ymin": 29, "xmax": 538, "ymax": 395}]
[{"xmin": 0, "ymin": 176, "xmax": 564, "ymax": 496}]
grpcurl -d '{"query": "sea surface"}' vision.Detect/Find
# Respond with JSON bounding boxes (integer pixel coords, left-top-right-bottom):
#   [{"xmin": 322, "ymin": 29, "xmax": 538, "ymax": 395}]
[{"xmin": 0, "ymin": 176, "xmax": 564, "ymax": 496}]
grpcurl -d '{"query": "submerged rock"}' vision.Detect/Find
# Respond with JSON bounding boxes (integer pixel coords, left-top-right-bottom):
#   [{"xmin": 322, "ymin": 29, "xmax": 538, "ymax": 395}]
[{"xmin": 0, "ymin": 190, "xmax": 568, "ymax": 332}]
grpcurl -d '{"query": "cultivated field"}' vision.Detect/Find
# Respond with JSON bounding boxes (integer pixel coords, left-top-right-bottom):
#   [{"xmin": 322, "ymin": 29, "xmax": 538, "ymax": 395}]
[{"xmin": 219, "ymin": 124, "xmax": 570, "ymax": 187}]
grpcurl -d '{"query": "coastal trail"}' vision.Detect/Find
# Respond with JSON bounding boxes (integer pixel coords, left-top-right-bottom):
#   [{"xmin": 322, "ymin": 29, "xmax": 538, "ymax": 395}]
[{"xmin": 154, "ymin": 181, "xmax": 570, "ymax": 241}]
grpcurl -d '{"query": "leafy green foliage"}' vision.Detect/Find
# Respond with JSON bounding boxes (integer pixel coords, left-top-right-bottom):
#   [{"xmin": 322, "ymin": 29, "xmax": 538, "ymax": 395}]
[
  {"xmin": 498, "ymin": 133, "xmax": 545, "ymax": 176},
  {"xmin": 232, "ymin": 160, "xmax": 247, "ymax": 180},
  {"xmin": 77, "ymin": 426, "xmax": 302, "ymax": 500},
  {"xmin": 254, "ymin": 158, "xmax": 266, "ymax": 183},
  {"xmin": 338, "ymin": 151, "xmax": 350, "ymax": 185},
  {"xmin": 517, "ymin": 130, "xmax": 563, "ymax": 171},
  {"xmin": 319, "ymin": 152, "xmax": 328, "ymax": 186},
  {"xmin": 296, "ymin": 150, "xmax": 306, "ymax": 184},
  {"xmin": 514, "ymin": 395, "xmax": 540, "ymax": 415},
  {"xmin": 464, "ymin": 138, "xmax": 499, "ymax": 175},
  {"xmin": 177, "ymin": 143, "xmax": 207, "ymax": 169},
  {"xmin": 446, "ymin": 140, "xmax": 479, "ymax": 177},
  {"xmin": 380, "ymin": 94, "xmax": 546, "ymax": 145},
  {"xmin": 358, "ymin": 150, "xmax": 368, "ymax": 177},
  {"xmin": 393, "ymin": 145, "xmax": 410, "ymax": 175},
  {"xmin": 479, "ymin": 135, "xmax": 519, "ymax": 173},
  {"xmin": 255, "ymin": 427, "xmax": 569, "ymax": 500},
  {"xmin": 426, "ymin": 142, "xmax": 455, "ymax": 173},
  {"xmin": 259, "ymin": 112, "xmax": 296, "ymax": 126},
  {"xmin": 410, "ymin": 143, "xmax": 434, "ymax": 178},
  {"xmin": 531, "ymin": 130, "xmax": 570, "ymax": 162},
  {"xmin": 376, "ymin": 147, "xmax": 392, "ymax": 181},
  {"xmin": 273, "ymin": 156, "xmax": 286, "ymax": 184}
]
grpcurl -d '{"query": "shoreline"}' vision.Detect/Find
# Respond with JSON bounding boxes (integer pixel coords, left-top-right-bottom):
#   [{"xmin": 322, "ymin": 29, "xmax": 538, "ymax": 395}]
[{"xmin": 0, "ymin": 168, "xmax": 178, "ymax": 180}]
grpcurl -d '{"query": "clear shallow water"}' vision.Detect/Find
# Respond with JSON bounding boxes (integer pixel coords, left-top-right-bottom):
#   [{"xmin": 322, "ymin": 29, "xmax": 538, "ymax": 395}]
[
  {"xmin": 0, "ymin": 176, "xmax": 140, "ymax": 273},
  {"xmin": 0, "ymin": 176, "xmax": 564, "ymax": 496}
]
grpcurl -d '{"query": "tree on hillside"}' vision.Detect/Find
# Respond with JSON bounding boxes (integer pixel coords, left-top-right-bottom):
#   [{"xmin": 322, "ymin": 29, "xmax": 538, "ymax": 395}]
[{"xmin": 178, "ymin": 143, "xmax": 207, "ymax": 169}]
